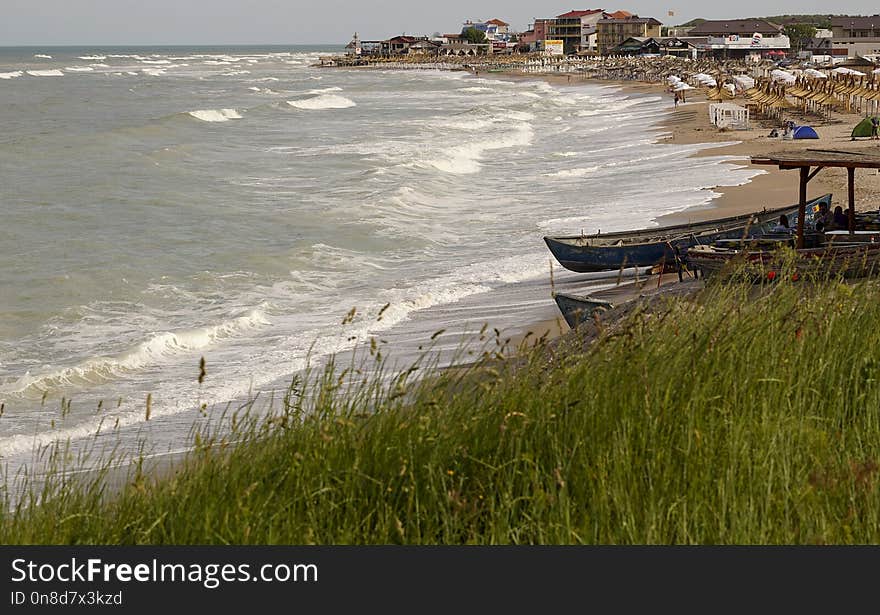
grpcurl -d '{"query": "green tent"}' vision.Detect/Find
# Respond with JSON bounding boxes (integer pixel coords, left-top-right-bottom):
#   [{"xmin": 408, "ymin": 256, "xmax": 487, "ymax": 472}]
[{"xmin": 852, "ymin": 116, "xmax": 879, "ymax": 139}]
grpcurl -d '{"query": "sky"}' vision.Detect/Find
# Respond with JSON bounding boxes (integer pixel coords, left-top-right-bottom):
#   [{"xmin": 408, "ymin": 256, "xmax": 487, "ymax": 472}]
[{"xmin": 2, "ymin": 0, "xmax": 879, "ymax": 46}]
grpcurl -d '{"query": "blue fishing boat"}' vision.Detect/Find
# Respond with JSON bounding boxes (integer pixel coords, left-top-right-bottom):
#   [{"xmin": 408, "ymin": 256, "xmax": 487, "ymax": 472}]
[
  {"xmin": 553, "ymin": 293, "xmax": 614, "ymax": 329},
  {"xmin": 544, "ymin": 194, "xmax": 829, "ymax": 273}
]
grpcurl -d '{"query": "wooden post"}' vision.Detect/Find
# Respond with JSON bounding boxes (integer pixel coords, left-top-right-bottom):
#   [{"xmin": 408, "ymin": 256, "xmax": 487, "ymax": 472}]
[
  {"xmin": 797, "ymin": 166, "xmax": 808, "ymax": 249},
  {"xmin": 848, "ymin": 167, "xmax": 856, "ymax": 234}
]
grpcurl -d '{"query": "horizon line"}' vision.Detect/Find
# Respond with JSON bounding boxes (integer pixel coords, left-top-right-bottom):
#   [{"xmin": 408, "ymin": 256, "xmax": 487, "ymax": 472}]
[{"xmin": 0, "ymin": 42, "xmax": 343, "ymax": 48}]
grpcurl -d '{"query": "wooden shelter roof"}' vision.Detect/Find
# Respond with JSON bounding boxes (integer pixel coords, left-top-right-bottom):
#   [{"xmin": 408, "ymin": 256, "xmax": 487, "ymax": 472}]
[{"xmin": 751, "ymin": 149, "xmax": 880, "ymax": 170}]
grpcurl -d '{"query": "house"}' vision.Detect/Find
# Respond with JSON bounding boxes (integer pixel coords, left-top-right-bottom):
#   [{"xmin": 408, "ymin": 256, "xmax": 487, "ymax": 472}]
[
  {"xmin": 831, "ymin": 15, "xmax": 880, "ymax": 58},
  {"xmin": 610, "ymin": 36, "xmax": 660, "ymax": 55},
  {"xmin": 486, "ymin": 19, "xmax": 511, "ymax": 37},
  {"xmin": 382, "ymin": 36, "xmax": 422, "ymax": 55},
  {"xmin": 462, "ymin": 19, "xmax": 515, "ymax": 42},
  {"xmin": 596, "ymin": 15, "xmax": 662, "ymax": 55}
]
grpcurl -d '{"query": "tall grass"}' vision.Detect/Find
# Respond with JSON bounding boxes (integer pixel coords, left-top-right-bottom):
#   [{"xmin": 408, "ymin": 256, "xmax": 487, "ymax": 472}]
[{"xmin": 4, "ymin": 272, "xmax": 880, "ymax": 544}]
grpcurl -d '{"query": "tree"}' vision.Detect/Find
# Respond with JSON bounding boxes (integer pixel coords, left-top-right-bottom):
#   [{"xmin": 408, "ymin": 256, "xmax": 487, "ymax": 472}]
[
  {"xmin": 783, "ymin": 23, "xmax": 817, "ymax": 52},
  {"xmin": 461, "ymin": 27, "xmax": 487, "ymax": 44}
]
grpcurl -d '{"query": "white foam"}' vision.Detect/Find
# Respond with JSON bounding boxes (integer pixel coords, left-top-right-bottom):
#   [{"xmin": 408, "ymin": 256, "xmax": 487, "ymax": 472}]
[
  {"xmin": 307, "ymin": 86, "xmax": 343, "ymax": 94},
  {"xmin": 0, "ymin": 310, "xmax": 270, "ymax": 398},
  {"xmin": 422, "ymin": 123, "xmax": 533, "ymax": 175},
  {"xmin": 140, "ymin": 59, "xmax": 171, "ymax": 65},
  {"xmin": 141, "ymin": 68, "xmax": 166, "ymax": 77},
  {"xmin": 0, "ymin": 71, "xmax": 23, "ymax": 80},
  {"xmin": 287, "ymin": 94, "xmax": 356, "ymax": 110},
  {"xmin": 26, "ymin": 69, "xmax": 64, "ymax": 77},
  {"xmin": 188, "ymin": 108, "xmax": 243, "ymax": 122},
  {"xmin": 545, "ymin": 166, "xmax": 600, "ymax": 178},
  {"xmin": 65, "ymin": 66, "xmax": 95, "ymax": 72},
  {"xmin": 33, "ymin": 54, "xmax": 53, "ymax": 59},
  {"xmin": 78, "ymin": 55, "xmax": 106, "ymax": 61}
]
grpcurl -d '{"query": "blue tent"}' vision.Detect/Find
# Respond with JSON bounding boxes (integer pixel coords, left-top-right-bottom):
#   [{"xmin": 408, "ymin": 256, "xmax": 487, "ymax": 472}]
[{"xmin": 792, "ymin": 125, "xmax": 819, "ymax": 139}]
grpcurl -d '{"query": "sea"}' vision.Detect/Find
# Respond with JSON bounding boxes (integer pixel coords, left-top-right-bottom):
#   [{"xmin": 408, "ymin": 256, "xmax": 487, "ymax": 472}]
[{"xmin": 0, "ymin": 45, "xmax": 764, "ymax": 477}]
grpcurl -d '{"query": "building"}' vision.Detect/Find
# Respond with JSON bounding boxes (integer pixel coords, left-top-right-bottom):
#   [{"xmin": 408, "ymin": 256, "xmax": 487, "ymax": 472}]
[
  {"xmin": 462, "ymin": 18, "xmax": 515, "ymax": 43},
  {"xmin": 383, "ymin": 36, "xmax": 417, "ymax": 55},
  {"xmin": 682, "ymin": 20, "xmax": 789, "ymax": 59},
  {"xmin": 596, "ymin": 15, "xmax": 662, "ymax": 55},
  {"xmin": 519, "ymin": 18, "xmax": 551, "ymax": 52},
  {"xmin": 831, "ymin": 15, "xmax": 880, "ymax": 58},
  {"xmin": 546, "ymin": 9, "xmax": 607, "ymax": 54},
  {"xmin": 486, "ymin": 19, "xmax": 511, "ymax": 37},
  {"xmin": 610, "ymin": 36, "xmax": 706, "ymax": 58},
  {"xmin": 611, "ymin": 37, "xmax": 661, "ymax": 55}
]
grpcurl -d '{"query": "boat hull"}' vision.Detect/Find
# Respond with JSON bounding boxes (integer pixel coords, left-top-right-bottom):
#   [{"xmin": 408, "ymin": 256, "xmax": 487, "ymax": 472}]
[
  {"xmin": 688, "ymin": 242, "xmax": 880, "ymax": 281},
  {"xmin": 543, "ymin": 195, "xmax": 830, "ymax": 273},
  {"xmin": 553, "ymin": 293, "xmax": 614, "ymax": 329}
]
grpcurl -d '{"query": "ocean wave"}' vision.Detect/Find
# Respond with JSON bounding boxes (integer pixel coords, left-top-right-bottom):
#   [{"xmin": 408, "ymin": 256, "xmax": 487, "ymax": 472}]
[
  {"xmin": 287, "ymin": 94, "xmax": 356, "ymax": 110},
  {"xmin": 78, "ymin": 55, "xmax": 106, "ymax": 61},
  {"xmin": 421, "ymin": 123, "xmax": 533, "ymax": 175},
  {"xmin": 33, "ymin": 54, "xmax": 53, "ymax": 59},
  {"xmin": 0, "ymin": 310, "xmax": 270, "ymax": 398},
  {"xmin": 0, "ymin": 71, "xmax": 23, "ymax": 79},
  {"xmin": 458, "ymin": 86, "xmax": 496, "ymax": 93},
  {"xmin": 545, "ymin": 166, "xmax": 600, "ymax": 178},
  {"xmin": 26, "ymin": 69, "xmax": 64, "ymax": 77},
  {"xmin": 307, "ymin": 86, "xmax": 343, "ymax": 94},
  {"xmin": 140, "ymin": 59, "xmax": 171, "ymax": 65},
  {"xmin": 65, "ymin": 66, "xmax": 95, "ymax": 72},
  {"xmin": 188, "ymin": 108, "xmax": 243, "ymax": 122},
  {"xmin": 142, "ymin": 68, "xmax": 166, "ymax": 77}
]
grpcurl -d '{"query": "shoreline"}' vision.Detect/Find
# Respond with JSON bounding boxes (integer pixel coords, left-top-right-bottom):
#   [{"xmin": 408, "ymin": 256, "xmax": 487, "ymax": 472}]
[{"xmin": 489, "ymin": 68, "xmax": 878, "ymax": 346}]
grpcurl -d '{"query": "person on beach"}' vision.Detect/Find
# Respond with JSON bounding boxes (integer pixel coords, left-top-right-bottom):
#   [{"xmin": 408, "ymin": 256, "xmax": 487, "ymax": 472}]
[
  {"xmin": 872, "ymin": 116, "xmax": 879, "ymax": 140},
  {"xmin": 831, "ymin": 206, "xmax": 848, "ymax": 229}
]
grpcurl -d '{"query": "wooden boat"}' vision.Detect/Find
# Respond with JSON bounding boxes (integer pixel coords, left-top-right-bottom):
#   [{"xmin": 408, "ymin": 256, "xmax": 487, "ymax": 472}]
[
  {"xmin": 687, "ymin": 150, "xmax": 880, "ymax": 280},
  {"xmin": 688, "ymin": 241, "xmax": 880, "ymax": 280},
  {"xmin": 543, "ymin": 194, "xmax": 830, "ymax": 273},
  {"xmin": 553, "ymin": 293, "xmax": 614, "ymax": 329}
]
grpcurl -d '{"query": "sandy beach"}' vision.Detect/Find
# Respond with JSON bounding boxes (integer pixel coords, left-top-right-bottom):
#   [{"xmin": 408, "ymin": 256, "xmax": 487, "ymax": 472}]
[
  {"xmin": 521, "ymin": 72, "xmax": 880, "ymax": 222},
  {"xmin": 493, "ymin": 69, "xmax": 880, "ymax": 342}
]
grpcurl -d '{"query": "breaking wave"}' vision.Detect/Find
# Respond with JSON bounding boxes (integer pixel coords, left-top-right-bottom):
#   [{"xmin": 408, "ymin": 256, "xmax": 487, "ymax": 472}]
[
  {"xmin": 26, "ymin": 69, "xmax": 64, "ymax": 77},
  {"xmin": 188, "ymin": 108, "xmax": 243, "ymax": 122},
  {"xmin": 287, "ymin": 94, "xmax": 356, "ymax": 110},
  {"xmin": 0, "ymin": 310, "xmax": 270, "ymax": 398}
]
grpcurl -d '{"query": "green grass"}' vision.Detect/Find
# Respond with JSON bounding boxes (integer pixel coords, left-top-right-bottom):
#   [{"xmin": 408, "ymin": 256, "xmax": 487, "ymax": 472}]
[{"xmin": 4, "ymin": 272, "xmax": 880, "ymax": 544}]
